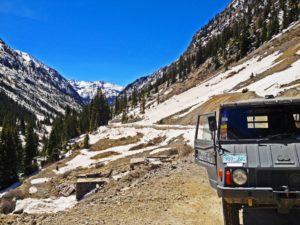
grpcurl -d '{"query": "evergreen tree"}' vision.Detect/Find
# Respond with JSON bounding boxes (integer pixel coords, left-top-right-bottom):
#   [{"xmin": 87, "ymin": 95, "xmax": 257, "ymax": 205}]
[
  {"xmin": 41, "ymin": 135, "xmax": 48, "ymax": 157},
  {"xmin": 79, "ymin": 106, "xmax": 90, "ymax": 133},
  {"xmin": 261, "ymin": 23, "xmax": 268, "ymax": 43},
  {"xmin": 121, "ymin": 111, "xmax": 128, "ymax": 123},
  {"xmin": 20, "ymin": 117, "xmax": 26, "ymax": 135},
  {"xmin": 0, "ymin": 92, "xmax": 36, "ymax": 126},
  {"xmin": 83, "ymin": 134, "xmax": 90, "ymax": 149},
  {"xmin": 47, "ymin": 119, "xmax": 63, "ymax": 162},
  {"xmin": 89, "ymin": 90, "xmax": 111, "ymax": 130},
  {"xmin": 179, "ymin": 56, "xmax": 184, "ymax": 80},
  {"xmin": 62, "ymin": 107, "xmax": 79, "ymax": 142},
  {"xmin": 0, "ymin": 121, "xmax": 19, "ymax": 188},
  {"xmin": 289, "ymin": 0, "xmax": 299, "ymax": 22},
  {"xmin": 23, "ymin": 122, "xmax": 39, "ymax": 176},
  {"xmin": 140, "ymin": 96, "xmax": 146, "ymax": 114},
  {"xmin": 114, "ymin": 97, "xmax": 120, "ymax": 115},
  {"xmin": 123, "ymin": 93, "xmax": 128, "ymax": 111},
  {"xmin": 154, "ymin": 81, "xmax": 159, "ymax": 93},
  {"xmin": 14, "ymin": 126, "xmax": 23, "ymax": 174},
  {"xmin": 0, "ymin": 132, "xmax": 4, "ymax": 189},
  {"xmin": 196, "ymin": 46, "xmax": 203, "ymax": 67},
  {"xmin": 131, "ymin": 88, "xmax": 138, "ymax": 107},
  {"xmin": 239, "ymin": 20, "xmax": 251, "ymax": 58}
]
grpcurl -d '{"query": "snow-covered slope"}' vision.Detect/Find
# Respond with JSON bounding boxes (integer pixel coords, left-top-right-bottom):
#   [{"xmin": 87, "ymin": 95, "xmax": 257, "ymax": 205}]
[
  {"xmin": 121, "ymin": 21, "xmax": 300, "ymax": 125},
  {"xmin": 121, "ymin": 0, "xmax": 299, "ymax": 97},
  {"xmin": 69, "ymin": 80, "xmax": 123, "ymax": 104},
  {"xmin": 132, "ymin": 52, "xmax": 300, "ymax": 125},
  {"xmin": 0, "ymin": 39, "xmax": 83, "ymax": 118}
]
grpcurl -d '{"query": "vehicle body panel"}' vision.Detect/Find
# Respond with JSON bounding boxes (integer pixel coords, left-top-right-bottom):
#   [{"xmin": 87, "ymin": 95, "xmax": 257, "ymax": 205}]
[{"xmin": 194, "ymin": 97, "xmax": 300, "ymax": 213}]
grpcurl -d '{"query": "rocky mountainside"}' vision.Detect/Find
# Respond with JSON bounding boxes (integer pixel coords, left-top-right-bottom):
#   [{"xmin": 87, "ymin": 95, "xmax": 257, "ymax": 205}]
[
  {"xmin": 69, "ymin": 80, "xmax": 123, "ymax": 104},
  {"xmin": 115, "ymin": 0, "xmax": 300, "ymax": 123},
  {"xmin": 120, "ymin": 0, "xmax": 299, "ymax": 97},
  {"xmin": 0, "ymin": 39, "xmax": 83, "ymax": 118}
]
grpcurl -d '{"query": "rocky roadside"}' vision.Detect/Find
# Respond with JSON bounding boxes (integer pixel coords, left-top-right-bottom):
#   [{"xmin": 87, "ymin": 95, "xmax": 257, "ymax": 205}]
[{"xmin": 0, "ymin": 155, "xmax": 223, "ymax": 225}]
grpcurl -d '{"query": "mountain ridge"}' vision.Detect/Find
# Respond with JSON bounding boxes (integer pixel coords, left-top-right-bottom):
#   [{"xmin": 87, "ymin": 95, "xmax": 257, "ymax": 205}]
[
  {"xmin": 0, "ymin": 38, "xmax": 83, "ymax": 119},
  {"xmin": 69, "ymin": 79, "xmax": 123, "ymax": 104},
  {"xmin": 120, "ymin": 0, "xmax": 299, "ymax": 98}
]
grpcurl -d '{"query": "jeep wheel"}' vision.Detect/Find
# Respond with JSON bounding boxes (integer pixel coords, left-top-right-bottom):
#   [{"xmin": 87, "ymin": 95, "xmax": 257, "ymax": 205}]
[{"xmin": 222, "ymin": 199, "xmax": 240, "ymax": 225}]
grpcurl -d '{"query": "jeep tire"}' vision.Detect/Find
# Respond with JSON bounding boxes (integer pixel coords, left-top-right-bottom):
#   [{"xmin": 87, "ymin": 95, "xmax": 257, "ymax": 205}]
[{"xmin": 222, "ymin": 199, "xmax": 240, "ymax": 225}]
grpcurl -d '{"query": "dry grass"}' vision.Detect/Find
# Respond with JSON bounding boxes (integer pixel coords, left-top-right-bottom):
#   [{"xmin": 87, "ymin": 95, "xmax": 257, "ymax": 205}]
[
  {"xmin": 274, "ymin": 43, "xmax": 300, "ymax": 63},
  {"xmin": 55, "ymin": 151, "xmax": 150, "ymax": 183},
  {"xmin": 0, "ymin": 199, "xmax": 16, "ymax": 214},
  {"xmin": 279, "ymin": 79, "xmax": 300, "ymax": 88},
  {"xmin": 129, "ymin": 136, "xmax": 166, "ymax": 151},
  {"xmin": 176, "ymin": 144, "xmax": 193, "ymax": 158},
  {"xmin": 150, "ymin": 148, "xmax": 179, "ymax": 157},
  {"xmin": 279, "ymin": 87, "xmax": 300, "ymax": 97},
  {"xmin": 91, "ymin": 151, "xmax": 121, "ymax": 160},
  {"xmin": 1, "ymin": 189, "xmax": 24, "ymax": 200},
  {"xmin": 90, "ymin": 133, "xmax": 143, "ymax": 151},
  {"xmin": 0, "ymin": 189, "xmax": 25, "ymax": 214}
]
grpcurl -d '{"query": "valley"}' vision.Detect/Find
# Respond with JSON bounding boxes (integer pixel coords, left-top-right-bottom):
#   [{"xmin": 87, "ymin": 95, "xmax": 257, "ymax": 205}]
[{"xmin": 0, "ymin": 0, "xmax": 300, "ymax": 224}]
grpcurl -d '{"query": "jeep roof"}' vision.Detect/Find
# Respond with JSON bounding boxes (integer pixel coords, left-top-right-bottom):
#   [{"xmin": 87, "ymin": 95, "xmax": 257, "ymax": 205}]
[{"xmin": 220, "ymin": 97, "xmax": 300, "ymax": 108}]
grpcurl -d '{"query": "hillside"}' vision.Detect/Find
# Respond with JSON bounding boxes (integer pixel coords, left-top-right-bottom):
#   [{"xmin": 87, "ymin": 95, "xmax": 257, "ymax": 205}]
[
  {"xmin": 69, "ymin": 80, "xmax": 123, "ymax": 104},
  {"xmin": 114, "ymin": 1, "xmax": 300, "ymax": 125},
  {"xmin": 131, "ymin": 21, "xmax": 300, "ymax": 125},
  {"xmin": 0, "ymin": 39, "xmax": 83, "ymax": 118},
  {"xmin": 0, "ymin": 91, "xmax": 37, "ymax": 125},
  {"xmin": 116, "ymin": 0, "xmax": 300, "ymax": 124}
]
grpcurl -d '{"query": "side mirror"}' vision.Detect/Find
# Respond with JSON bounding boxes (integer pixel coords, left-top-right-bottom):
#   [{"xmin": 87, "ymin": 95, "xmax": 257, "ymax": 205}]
[{"xmin": 208, "ymin": 116, "xmax": 217, "ymax": 132}]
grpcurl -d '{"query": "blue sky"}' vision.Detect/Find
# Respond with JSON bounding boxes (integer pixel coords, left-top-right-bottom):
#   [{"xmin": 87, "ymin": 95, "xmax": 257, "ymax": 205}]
[{"xmin": 0, "ymin": 0, "xmax": 230, "ymax": 86}]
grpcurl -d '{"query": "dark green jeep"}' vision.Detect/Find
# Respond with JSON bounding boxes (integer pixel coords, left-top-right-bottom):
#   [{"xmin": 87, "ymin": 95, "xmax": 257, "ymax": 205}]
[{"xmin": 195, "ymin": 97, "xmax": 300, "ymax": 225}]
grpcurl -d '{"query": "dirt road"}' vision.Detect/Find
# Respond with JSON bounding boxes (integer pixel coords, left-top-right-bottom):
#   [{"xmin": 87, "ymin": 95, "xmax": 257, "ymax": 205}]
[{"xmin": 1, "ymin": 156, "xmax": 223, "ymax": 225}]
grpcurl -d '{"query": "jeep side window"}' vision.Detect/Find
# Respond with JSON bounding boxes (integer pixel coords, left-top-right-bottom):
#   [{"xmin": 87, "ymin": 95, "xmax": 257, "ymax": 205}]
[{"xmin": 197, "ymin": 116, "xmax": 213, "ymax": 141}]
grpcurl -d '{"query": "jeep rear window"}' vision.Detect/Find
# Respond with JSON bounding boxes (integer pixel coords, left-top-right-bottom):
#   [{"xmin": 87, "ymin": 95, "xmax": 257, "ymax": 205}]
[
  {"xmin": 220, "ymin": 105, "xmax": 300, "ymax": 140},
  {"xmin": 247, "ymin": 116, "xmax": 269, "ymax": 129}
]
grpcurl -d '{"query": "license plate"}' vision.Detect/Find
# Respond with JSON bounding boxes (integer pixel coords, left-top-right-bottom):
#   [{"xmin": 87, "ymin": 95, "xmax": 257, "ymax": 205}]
[{"xmin": 223, "ymin": 154, "xmax": 247, "ymax": 164}]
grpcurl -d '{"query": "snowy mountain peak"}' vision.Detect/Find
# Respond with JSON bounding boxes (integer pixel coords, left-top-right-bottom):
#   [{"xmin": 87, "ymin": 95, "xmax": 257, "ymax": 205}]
[
  {"xmin": 69, "ymin": 80, "xmax": 123, "ymax": 104},
  {"xmin": 0, "ymin": 38, "xmax": 83, "ymax": 118}
]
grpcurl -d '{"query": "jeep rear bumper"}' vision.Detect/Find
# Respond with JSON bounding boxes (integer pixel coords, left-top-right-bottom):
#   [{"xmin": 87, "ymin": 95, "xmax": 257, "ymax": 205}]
[{"xmin": 217, "ymin": 186, "xmax": 300, "ymax": 205}]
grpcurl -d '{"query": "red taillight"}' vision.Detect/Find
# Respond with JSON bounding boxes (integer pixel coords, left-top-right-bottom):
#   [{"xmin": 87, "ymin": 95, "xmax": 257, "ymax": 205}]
[{"xmin": 225, "ymin": 170, "xmax": 231, "ymax": 186}]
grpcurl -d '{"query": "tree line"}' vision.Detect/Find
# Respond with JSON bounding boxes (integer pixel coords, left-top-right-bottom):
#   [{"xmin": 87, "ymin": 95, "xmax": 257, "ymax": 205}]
[
  {"xmin": 44, "ymin": 90, "xmax": 111, "ymax": 163},
  {"xmin": 0, "ymin": 119, "xmax": 38, "ymax": 189},
  {"xmin": 0, "ymin": 90, "xmax": 111, "ymax": 190}
]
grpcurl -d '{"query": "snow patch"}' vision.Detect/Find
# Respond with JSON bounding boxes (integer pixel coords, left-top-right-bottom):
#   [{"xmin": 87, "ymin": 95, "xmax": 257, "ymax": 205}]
[
  {"xmin": 112, "ymin": 171, "xmax": 130, "ymax": 181},
  {"xmin": 56, "ymin": 126, "xmax": 194, "ymax": 174},
  {"xmin": 14, "ymin": 196, "xmax": 77, "ymax": 214},
  {"xmin": 243, "ymin": 58, "xmax": 300, "ymax": 96},
  {"xmin": 87, "ymin": 126, "xmax": 138, "ymax": 145},
  {"xmin": 29, "ymin": 186, "xmax": 38, "ymax": 194},
  {"xmin": 30, "ymin": 178, "xmax": 51, "ymax": 185}
]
